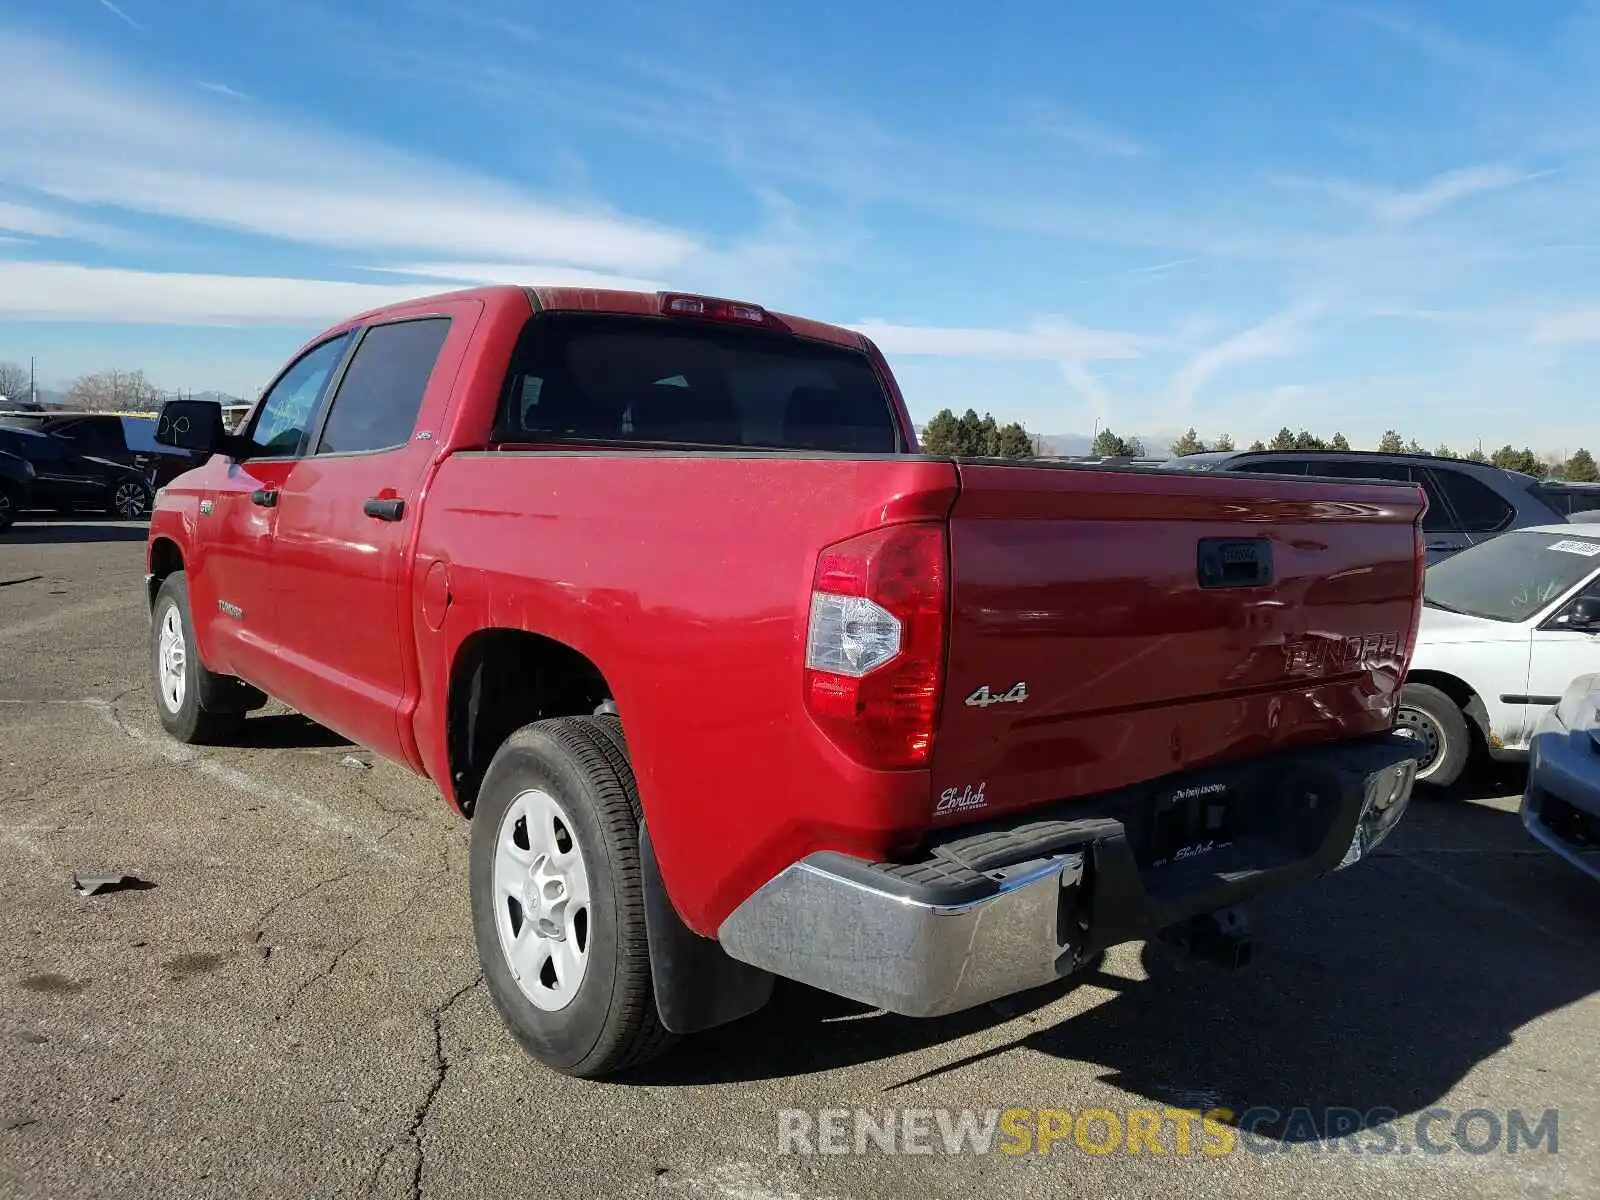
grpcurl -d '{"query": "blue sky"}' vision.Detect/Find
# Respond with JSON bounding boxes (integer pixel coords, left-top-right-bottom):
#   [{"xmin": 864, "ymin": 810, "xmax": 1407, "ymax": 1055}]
[{"xmin": 0, "ymin": 1, "xmax": 1597, "ymax": 452}]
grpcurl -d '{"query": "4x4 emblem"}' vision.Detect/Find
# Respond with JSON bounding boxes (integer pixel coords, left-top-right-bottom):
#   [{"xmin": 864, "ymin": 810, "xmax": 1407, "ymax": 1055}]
[{"xmin": 964, "ymin": 682, "xmax": 1028, "ymax": 708}]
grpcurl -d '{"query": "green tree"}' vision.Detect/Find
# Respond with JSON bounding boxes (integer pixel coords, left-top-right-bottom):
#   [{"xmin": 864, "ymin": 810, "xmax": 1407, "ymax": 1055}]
[
  {"xmin": 1170, "ymin": 427, "xmax": 1207, "ymax": 456},
  {"xmin": 990, "ymin": 421, "xmax": 1034, "ymax": 459},
  {"xmin": 920, "ymin": 408, "xmax": 961, "ymax": 455},
  {"xmin": 1330, "ymin": 432, "xmax": 1351, "ymax": 451},
  {"xmin": 1248, "ymin": 439, "xmax": 1266, "ymax": 451},
  {"xmin": 1564, "ymin": 448, "xmax": 1599, "ymax": 482},
  {"xmin": 1213, "ymin": 433, "xmax": 1235, "ymax": 452},
  {"xmin": 1123, "ymin": 436, "xmax": 1147, "ymax": 457},
  {"xmin": 1434, "ymin": 444, "xmax": 1454, "ymax": 459},
  {"xmin": 1091, "ymin": 427, "xmax": 1121, "ymax": 457},
  {"xmin": 955, "ymin": 409, "xmax": 989, "ymax": 455},
  {"xmin": 1293, "ymin": 430, "xmax": 1327, "ymax": 450},
  {"xmin": 1377, "ymin": 430, "xmax": 1406, "ymax": 453},
  {"xmin": 1269, "ymin": 427, "xmax": 1297, "ymax": 451},
  {"xmin": 1463, "ymin": 445, "xmax": 1488, "ymax": 463},
  {"xmin": 1490, "ymin": 445, "xmax": 1546, "ymax": 476},
  {"xmin": 1404, "ymin": 439, "xmax": 1426, "ymax": 455}
]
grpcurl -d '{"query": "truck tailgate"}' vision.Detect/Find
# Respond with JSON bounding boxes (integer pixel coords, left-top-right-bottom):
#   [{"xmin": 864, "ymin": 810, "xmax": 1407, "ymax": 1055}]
[{"xmin": 932, "ymin": 463, "xmax": 1425, "ymax": 822}]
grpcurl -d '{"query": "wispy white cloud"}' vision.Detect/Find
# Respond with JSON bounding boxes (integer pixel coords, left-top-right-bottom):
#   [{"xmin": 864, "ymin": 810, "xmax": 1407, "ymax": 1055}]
[
  {"xmin": 850, "ymin": 318, "xmax": 1150, "ymax": 361},
  {"xmin": 195, "ymin": 80, "xmax": 248, "ymax": 100},
  {"xmin": 0, "ymin": 27, "xmax": 699, "ymax": 273},
  {"xmin": 365, "ymin": 262, "xmax": 668, "ymax": 291},
  {"xmin": 0, "ymin": 198, "xmax": 124, "ymax": 244},
  {"xmin": 1275, "ymin": 164, "xmax": 1546, "ymax": 225},
  {"xmin": 98, "ymin": 0, "xmax": 141, "ymax": 30},
  {"xmin": 1167, "ymin": 305, "xmax": 1319, "ymax": 414},
  {"xmin": 1027, "ymin": 106, "xmax": 1152, "ymax": 159},
  {"xmin": 0, "ymin": 261, "xmax": 449, "ymax": 325},
  {"xmin": 1531, "ymin": 308, "xmax": 1600, "ymax": 345},
  {"xmin": 1371, "ymin": 164, "xmax": 1547, "ymax": 222}
]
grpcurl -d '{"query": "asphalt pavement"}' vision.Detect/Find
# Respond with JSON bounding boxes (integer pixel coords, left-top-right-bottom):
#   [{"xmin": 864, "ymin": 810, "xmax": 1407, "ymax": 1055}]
[{"xmin": 1, "ymin": 518, "xmax": 1597, "ymax": 1200}]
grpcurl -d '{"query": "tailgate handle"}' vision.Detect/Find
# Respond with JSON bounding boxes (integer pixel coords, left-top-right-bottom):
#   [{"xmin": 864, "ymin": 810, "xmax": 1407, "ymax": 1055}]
[
  {"xmin": 363, "ymin": 497, "xmax": 405, "ymax": 522},
  {"xmin": 249, "ymin": 488, "xmax": 277, "ymax": 508},
  {"xmin": 1197, "ymin": 538, "xmax": 1273, "ymax": 589}
]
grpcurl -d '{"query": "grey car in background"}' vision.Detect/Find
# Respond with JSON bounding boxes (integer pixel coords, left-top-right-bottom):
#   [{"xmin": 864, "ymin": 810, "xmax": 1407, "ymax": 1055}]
[
  {"xmin": 1521, "ymin": 671, "xmax": 1600, "ymax": 881},
  {"xmin": 1161, "ymin": 450, "xmax": 1598, "ymax": 564}
]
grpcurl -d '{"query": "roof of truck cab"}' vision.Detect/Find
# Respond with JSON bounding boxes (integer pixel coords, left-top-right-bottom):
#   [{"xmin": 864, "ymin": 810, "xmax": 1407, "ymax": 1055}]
[{"xmin": 339, "ymin": 284, "xmax": 867, "ymax": 351}]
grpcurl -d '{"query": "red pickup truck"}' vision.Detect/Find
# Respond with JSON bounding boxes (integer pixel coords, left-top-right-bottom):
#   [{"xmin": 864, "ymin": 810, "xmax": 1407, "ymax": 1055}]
[{"xmin": 146, "ymin": 284, "xmax": 1426, "ymax": 1078}]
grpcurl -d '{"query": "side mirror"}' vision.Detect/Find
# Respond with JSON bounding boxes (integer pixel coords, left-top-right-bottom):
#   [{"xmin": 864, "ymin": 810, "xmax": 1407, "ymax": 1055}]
[
  {"xmin": 155, "ymin": 399, "xmax": 229, "ymax": 456},
  {"xmin": 1562, "ymin": 595, "xmax": 1600, "ymax": 633}
]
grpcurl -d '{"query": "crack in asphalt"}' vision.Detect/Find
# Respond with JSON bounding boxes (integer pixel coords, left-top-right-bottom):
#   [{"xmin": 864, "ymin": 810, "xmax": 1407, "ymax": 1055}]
[
  {"xmin": 363, "ymin": 974, "xmax": 484, "ymax": 1200},
  {"xmin": 277, "ymin": 934, "xmax": 367, "ymax": 1020},
  {"xmin": 251, "ymin": 869, "xmax": 357, "ymax": 945}
]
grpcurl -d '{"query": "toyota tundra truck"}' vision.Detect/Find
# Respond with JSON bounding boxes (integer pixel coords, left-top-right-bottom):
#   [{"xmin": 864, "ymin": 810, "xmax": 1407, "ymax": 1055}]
[{"xmin": 144, "ymin": 284, "xmax": 1425, "ymax": 1078}]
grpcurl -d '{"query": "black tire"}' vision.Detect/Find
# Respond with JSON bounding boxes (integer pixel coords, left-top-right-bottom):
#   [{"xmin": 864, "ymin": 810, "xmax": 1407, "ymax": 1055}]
[
  {"xmin": 469, "ymin": 717, "xmax": 675, "ymax": 1078},
  {"xmin": 150, "ymin": 572, "xmax": 244, "ymax": 745},
  {"xmin": 108, "ymin": 477, "xmax": 152, "ymax": 520},
  {"xmin": 1397, "ymin": 682, "xmax": 1471, "ymax": 789},
  {"xmin": 0, "ymin": 483, "xmax": 15, "ymax": 530}
]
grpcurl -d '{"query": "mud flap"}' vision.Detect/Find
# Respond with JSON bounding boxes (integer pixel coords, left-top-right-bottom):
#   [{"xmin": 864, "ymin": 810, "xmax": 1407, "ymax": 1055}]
[{"xmin": 640, "ymin": 824, "xmax": 774, "ymax": 1035}]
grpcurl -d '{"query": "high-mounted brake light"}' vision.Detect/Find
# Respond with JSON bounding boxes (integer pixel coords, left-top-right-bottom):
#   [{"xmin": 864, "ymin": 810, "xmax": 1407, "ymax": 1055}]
[
  {"xmin": 803, "ymin": 523, "xmax": 948, "ymax": 770},
  {"xmin": 659, "ymin": 291, "xmax": 769, "ymax": 325}
]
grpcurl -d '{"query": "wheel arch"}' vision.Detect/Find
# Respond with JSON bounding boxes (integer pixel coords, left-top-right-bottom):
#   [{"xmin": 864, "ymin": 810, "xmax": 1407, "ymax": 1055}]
[
  {"xmin": 1405, "ymin": 669, "xmax": 1494, "ymax": 751},
  {"xmin": 146, "ymin": 537, "xmax": 184, "ymax": 610},
  {"xmin": 445, "ymin": 626, "xmax": 619, "ymax": 819}
]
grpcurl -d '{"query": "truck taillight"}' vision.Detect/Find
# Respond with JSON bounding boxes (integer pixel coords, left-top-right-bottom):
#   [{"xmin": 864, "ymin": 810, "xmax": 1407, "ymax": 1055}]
[{"xmin": 803, "ymin": 523, "xmax": 948, "ymax": 770}]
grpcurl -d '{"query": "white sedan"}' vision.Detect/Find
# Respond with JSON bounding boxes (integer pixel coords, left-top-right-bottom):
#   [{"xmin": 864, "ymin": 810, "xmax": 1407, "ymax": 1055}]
[{"xmin": 1399, "ymin": 525, "xmax": 1600, "ymax": 787}]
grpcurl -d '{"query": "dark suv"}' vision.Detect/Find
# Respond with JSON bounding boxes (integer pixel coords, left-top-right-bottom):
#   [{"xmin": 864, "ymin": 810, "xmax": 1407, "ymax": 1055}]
[
  {"xmin": 1161, "ymin": 449, "xmax": 1595, "ymax": 562},
  {"xmin": 0, "ymin": 412, "xmax": 203, "ymax": 489},
  {"xmin": 0, "ymin": 425, "xmax": 154, "ymax": 520}
]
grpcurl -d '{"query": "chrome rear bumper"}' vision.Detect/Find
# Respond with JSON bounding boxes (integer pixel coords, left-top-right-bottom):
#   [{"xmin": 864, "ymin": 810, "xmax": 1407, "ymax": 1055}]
[{"xmin": 716, "ymin": 736, "xmax": 1418, "ymax": 1018}]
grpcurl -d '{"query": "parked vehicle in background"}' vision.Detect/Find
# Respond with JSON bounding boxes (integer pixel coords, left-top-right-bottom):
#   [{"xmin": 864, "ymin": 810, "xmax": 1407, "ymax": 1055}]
[
  {"xmin": 0, "ymin": 412, "xmax": 203, "ymax": 489},
  {"xmin": 1398, "ymin": 526, "xmax": 1600, "ymax": 787},
  {"xmin": 0, "ymin": 447, "xmax": 35, "ymax": 530},
  {"xmin": 145, "ymin": 283, "xmax": 1426, "ymax": 1079},
  {"xmin": 1521, "ymin": 671, "xmax": 1600, "ymax": 879},
  {"xmin": 0, "ymin": 425, "xmax": 153, "ymax": 518},
  {"xmin": 1161, "ymin": 449, "xmax": 1581, "ymax": 564}
]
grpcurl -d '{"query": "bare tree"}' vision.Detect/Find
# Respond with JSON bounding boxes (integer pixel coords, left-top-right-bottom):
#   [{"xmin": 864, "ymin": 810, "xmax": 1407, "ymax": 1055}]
[
  {"xmin": 0, "ymin": 361, "xmax": 29, "ymax": 403},
  {"xmin": 65, "ymin": 369, "xmax": 164, "ymax": 412}
]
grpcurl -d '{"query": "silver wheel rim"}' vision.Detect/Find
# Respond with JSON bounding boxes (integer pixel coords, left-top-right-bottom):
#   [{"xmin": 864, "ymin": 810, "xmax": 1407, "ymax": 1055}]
[
  {"xmin": 115, "ymin": 482, "xmax": 146, "ymax": 517},
  {"xmin": 1395, "ymin": 707, "xmax": 1444, "ymax": 779},
  {"xmin": 157, "ymin": 605, "xmax": 186, "ymax": 713},
  {"xmin": 493, "ymin": 789, "xmax": 591, "ymax": 1011}
]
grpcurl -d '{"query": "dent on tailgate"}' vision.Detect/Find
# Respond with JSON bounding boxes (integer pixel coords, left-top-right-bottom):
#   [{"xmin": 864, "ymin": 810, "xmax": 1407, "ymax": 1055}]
[{"xmin": 932, "ymin": 463, "xmax": 1424, "ymax": 822}]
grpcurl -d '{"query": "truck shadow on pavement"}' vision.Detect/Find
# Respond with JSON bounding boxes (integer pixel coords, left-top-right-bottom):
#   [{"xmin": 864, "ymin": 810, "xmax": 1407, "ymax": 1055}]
[
  {"xmin": 636, "ymin": 794, "xmax": 1600, "ymax": 1141},
  {"xmin": 232, "ymin": 712, "xmax": 353, "ymax": 751},
  {"xmin": 0, "ymin": 519, "xmax": 150, "ymax": 544}
]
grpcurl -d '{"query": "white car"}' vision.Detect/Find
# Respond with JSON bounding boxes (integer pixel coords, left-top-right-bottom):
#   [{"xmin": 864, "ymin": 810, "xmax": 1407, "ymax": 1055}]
[{"xmin": 1399, "ymin": 525, "xmax": 1600, "ymax": 786}]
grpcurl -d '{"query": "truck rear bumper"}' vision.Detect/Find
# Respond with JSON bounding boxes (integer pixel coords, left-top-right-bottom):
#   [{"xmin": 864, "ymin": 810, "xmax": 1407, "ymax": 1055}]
[{"xmin": 717, "ymin": 735, "xmax": 1418, "ymax": 1018}]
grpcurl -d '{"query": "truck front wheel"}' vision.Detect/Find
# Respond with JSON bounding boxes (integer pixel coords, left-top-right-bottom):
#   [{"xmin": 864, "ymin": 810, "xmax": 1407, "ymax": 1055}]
[
  {"xmin": 469, "ymin": 717, "xmax": 674, "ymax": 1078},
  {"xmin": 150, "ymin": 572, "xmax": 245, "ymax": 745}
]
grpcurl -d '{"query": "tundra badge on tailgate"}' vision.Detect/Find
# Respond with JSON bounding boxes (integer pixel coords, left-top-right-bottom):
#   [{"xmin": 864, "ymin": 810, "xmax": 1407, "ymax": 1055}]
[{"xmin": 964, "ymin": 682, "xmax": 1028, "ymax": 708}]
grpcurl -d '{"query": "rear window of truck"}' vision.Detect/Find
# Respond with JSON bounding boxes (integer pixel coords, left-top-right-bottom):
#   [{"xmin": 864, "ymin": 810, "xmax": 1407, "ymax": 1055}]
[{"xmin": 494, "ymin": 313, "xmax": 900, "ymax": 453}]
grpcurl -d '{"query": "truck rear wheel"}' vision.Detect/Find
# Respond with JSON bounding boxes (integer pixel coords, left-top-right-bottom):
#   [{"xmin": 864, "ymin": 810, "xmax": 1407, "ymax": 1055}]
[
  {"xmin": 469, "ymin": 716, "xmax": 674, "ymax": 1078},
  {"xmin": 1396, "ymin": 682, "xmax": 1470, "ymax": 789},
  {"xmin": 150, "ymin": 572, "xmax": 244, "ymax": 745}
]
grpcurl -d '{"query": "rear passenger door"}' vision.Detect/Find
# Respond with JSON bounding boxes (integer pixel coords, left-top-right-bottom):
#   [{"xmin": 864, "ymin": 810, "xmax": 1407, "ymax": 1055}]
[
  {"xmin": 263, "ymin": 304, "xmax": 478, "ymax": 763},
  {"xmin": 1423, "ymin": 466, "xmax": 1516, "ymax": 550},
  {"xmin": 1311, "ymin": 459, "xmax": 1468, "ymax": 563}
]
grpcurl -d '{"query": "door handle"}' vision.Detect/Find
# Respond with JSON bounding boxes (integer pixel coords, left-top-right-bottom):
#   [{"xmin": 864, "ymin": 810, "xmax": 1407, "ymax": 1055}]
[
  {"xmin": 363, "ymin": 497, "xmax": 405, "ymax": 522},
  {"xmin": 250, "ymin": 488, "xmax": 277, "ymax": 507}
]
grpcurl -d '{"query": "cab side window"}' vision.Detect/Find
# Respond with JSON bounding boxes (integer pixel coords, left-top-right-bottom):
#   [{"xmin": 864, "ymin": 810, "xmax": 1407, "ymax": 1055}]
[
  {"xmin": 247, "ymin": 334, "xmax": 352, "ymax": 458},
  {"xmin": 315, "ymin": 318, "xmax": 451, "ymax": 455}
]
